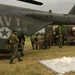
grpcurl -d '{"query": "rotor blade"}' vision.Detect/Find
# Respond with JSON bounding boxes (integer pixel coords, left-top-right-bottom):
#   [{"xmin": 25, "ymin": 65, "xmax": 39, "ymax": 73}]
[{"xmin": 18, "ymin": 0, "xmax": 43, "ymax": 5}]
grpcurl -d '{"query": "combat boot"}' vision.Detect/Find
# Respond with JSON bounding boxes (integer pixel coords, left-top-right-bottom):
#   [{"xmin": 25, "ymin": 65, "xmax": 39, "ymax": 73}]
[
  {"xmin": 21, "ymin": 53, "xmax": 24, "ymax": 56},
  {"xmin": 20, "ymin": 50, "xmax": 24, "ymax": 56},
  {"xmin": 18, "ymin": 58, "xmax": 23, "ymax": 62},
  {"xmin": 10, "ymin": 59, "xmax": 15, "ymax": 64}
]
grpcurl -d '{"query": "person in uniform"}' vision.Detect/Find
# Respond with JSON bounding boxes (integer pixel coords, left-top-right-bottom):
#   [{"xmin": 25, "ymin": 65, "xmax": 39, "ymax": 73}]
[
  {"xmin": 30, "ymin": 36, "xmax": 36, "ymax": 50},
  {"xmin": 41, "ymin": 34, "xmax": 44, "ymax": 49},
  {"xmin": 30, "ymin": 36, "xmax": 34, "ymax": 49},
  {"xmin": 35, "ymin": 35, "xmax": 38, "ymax": 49},
  {"xmin": 58, "ymin": 32, "xmax": 62, "ymax": 48},
  {"xmin": 47, "ymin": 33, "xmax": 51, "ymax": 49},
  {"xmin": 37, "ymin": 34, "xmax": 42, "ymax": 49},
  {"xmin": 43, "ymin": 33, "xmax": 48, "ymax": 49},
  {"xmin": 10, "ymin": 30, "xmax": 22, "ymax": 64},
  {"xmin": 18, "ymin": 33, "xmax": 25, "ymax": 56}
]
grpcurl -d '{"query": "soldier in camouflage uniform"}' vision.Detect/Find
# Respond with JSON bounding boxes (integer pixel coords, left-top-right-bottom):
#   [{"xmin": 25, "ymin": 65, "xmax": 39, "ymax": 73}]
[
  {"xmin": 58, "ymin": 32, "xmax": 62, "ymax": 48},
  {"xmin": 47, "ymin": 33, "xmax": 51, "ymax": 49},
  {"xmin": 44, "ymin": 33, "xmax": 48, "ymax": 49},
  {"xmin": 18, "ymin": 33, "xmax": 25, "ymax": 56},
  {"xmin": 30, "ymin": 36, "xmax": 36, "ymax": 50},
  {"xmin": 10, "ymin": 30, "xmax": 22, "ymax": 64}
]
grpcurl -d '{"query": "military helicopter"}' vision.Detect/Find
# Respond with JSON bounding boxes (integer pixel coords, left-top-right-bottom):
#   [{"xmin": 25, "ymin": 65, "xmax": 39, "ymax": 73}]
[{"xmin": 0, "ymin": 0, "xmax": 75, "ymax": 53}]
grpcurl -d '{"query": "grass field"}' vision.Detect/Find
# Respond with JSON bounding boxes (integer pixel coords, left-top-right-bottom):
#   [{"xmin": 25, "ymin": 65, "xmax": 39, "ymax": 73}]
[{"xmin": 0, "ymin": 37, "xmax": 75, "ymax": 75}]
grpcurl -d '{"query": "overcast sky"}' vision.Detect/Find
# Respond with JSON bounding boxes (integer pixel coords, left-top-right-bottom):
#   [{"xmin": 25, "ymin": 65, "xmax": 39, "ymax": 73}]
[{"xmin": 0, "ymin": 0, "xmax": 75, "ymax": 14}]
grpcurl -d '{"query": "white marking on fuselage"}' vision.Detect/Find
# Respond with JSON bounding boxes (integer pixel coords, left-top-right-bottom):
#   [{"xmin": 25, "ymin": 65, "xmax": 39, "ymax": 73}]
[
  {"xmin": 0, "ymin": 16, "xmax": 4, "ymax": 26},
  {"xmin": 0, "ymin": 27, "xmax": 11, "ymax": 39},
  {"xmin": 0, "ymin": 15, "xmax": 20, "ymax": 26},
  {"xmin": 15, "ymin": 18, "xmax": 20, "ymax": 26},
  {"xmin": 4, "ymin": 16, "xmax": 11, "ymax": 26}
]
